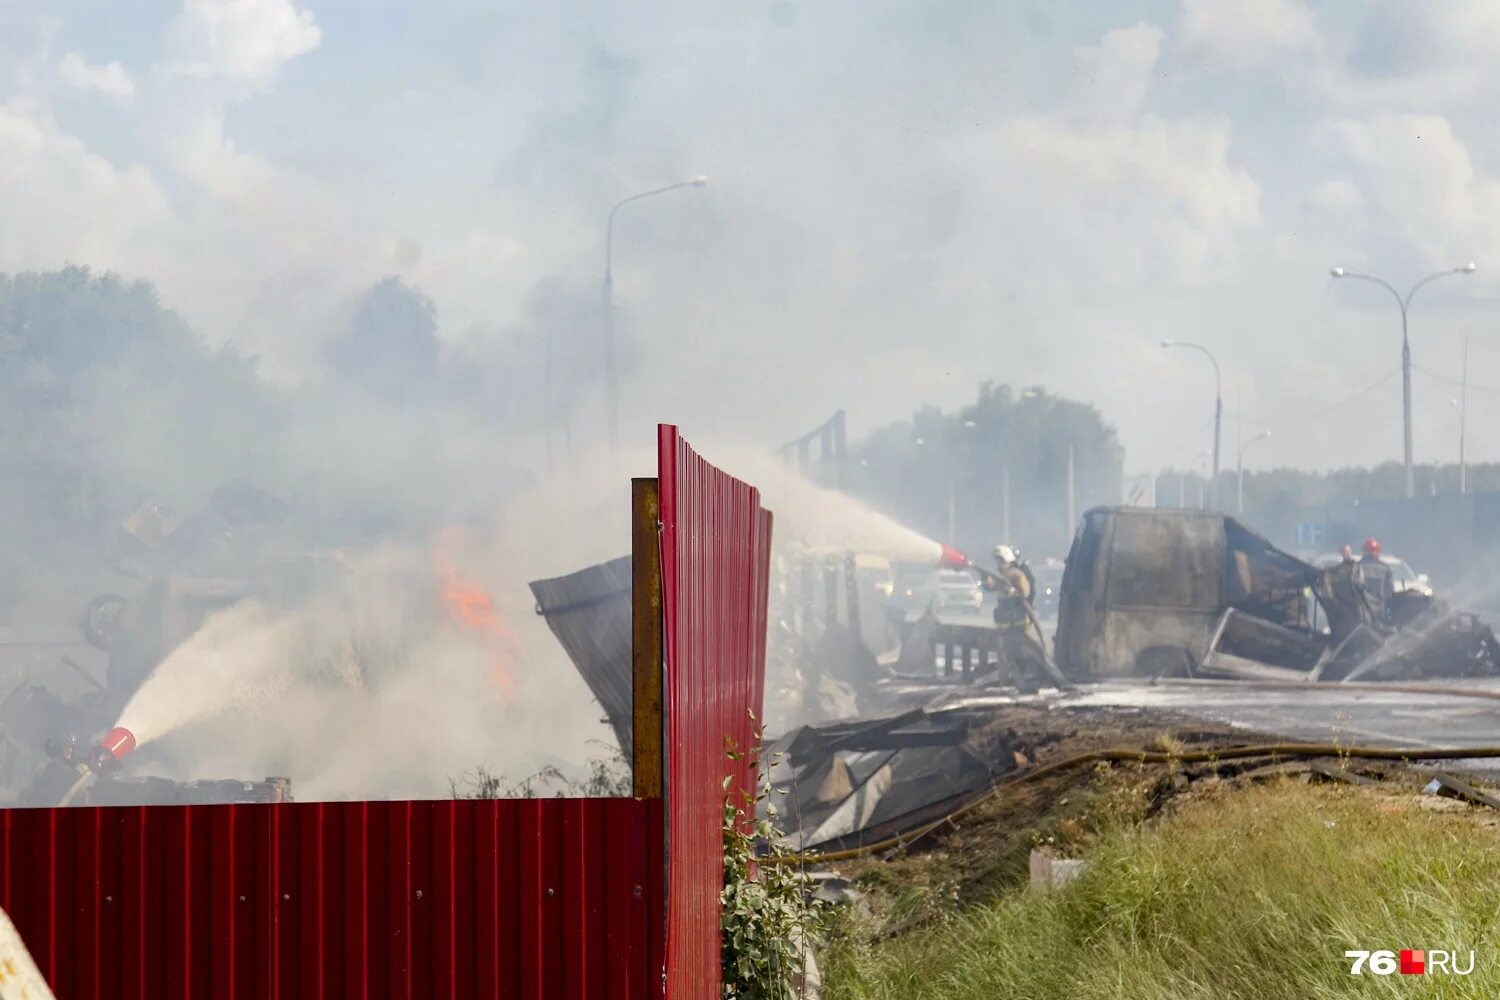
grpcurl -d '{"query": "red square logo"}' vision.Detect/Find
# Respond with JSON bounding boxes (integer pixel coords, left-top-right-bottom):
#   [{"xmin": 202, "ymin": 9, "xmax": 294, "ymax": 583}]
[{"xmin": 1400, "ymin": 950, "xmax": 1425, "ymax": 975}]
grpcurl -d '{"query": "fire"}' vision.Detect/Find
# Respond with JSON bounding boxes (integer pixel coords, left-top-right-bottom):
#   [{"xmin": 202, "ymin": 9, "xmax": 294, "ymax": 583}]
[{"xmin": 435, "ymin": 527, "xmax": 519, "ymax": 698}]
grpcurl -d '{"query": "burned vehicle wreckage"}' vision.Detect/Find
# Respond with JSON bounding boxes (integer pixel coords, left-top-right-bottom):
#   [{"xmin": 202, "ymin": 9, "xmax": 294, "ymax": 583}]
[
  {"xmin": 527, "ymin": 506, "xmax": 1500, "ymax": 856},
  {"xmin": 1055, "ymin": 506, "xmax": 1500, "ymax": 683}
]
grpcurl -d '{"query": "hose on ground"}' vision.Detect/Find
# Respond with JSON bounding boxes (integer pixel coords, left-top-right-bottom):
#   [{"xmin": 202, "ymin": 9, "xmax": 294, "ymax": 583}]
[
  {"xmin": 773, "ymin": 740, "xmax": 1500, "ymax": 865},
  {"xmin": 1023, "ymin": 604, "xmax": 1075, "ymax": 691}
]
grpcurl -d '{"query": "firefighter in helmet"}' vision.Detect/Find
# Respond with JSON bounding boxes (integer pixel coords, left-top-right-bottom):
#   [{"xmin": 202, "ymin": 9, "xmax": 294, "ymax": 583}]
[
  {"xmin": 991, "ymin": 545, "xmax": 1035, "ymax": 627},
  {"xmin": 988, "ymin": 544, "xmax": 1047, "ymax": 691},
  {"xmin": 1357, "ymin": 536, "xmax": 1391, "ymax": 610}
]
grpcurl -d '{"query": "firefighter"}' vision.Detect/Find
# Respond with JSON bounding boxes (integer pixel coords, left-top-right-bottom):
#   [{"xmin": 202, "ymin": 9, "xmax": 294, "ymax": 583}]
[
  {"xmin": 1357, "ymin": 536, "xmax": 1391, "ymax": 609},
  {"xmin": 991, "ymin": 545, "xmax": 1035, "ymax": 619},
  {"xmin": 991, "ymin": 545, "xmax": 1045, "ymax": 690}
]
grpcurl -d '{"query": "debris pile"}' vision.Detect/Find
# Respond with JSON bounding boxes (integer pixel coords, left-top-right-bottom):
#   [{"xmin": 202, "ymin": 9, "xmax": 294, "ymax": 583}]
[
  {"xmin": 529, "ymin": 556, "xmax": 634, "ymax": 755},
  {"xmin": 762, "ymin": 708, "xmax": 1024, "ymax": 854}
]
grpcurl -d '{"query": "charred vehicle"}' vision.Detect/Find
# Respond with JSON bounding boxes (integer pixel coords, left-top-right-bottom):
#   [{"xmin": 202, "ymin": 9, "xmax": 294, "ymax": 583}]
[{"xmin": 1054, "ymin": 506, "xmax": 1500, "ymax": 682}]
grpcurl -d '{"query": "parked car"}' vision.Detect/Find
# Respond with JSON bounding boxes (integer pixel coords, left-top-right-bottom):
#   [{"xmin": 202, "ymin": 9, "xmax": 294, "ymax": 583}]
[
  {"xmin": 1312, "ymin": 553, "xmax": 1432, "ymax": 597},
  {"xmin": 1031, "ymin": 557, "xmax": 1066, "ymax": 622},
  {"xmin": 853, "ymin": 553, "xmax": 895, "ymax": 599},
  {"xmin": 891, "ymin": 566, "xmax": 936, "ymax": 611},
  {"xmin": 934, "ymin": 570, "xmax": 983, "ymax": 613}
]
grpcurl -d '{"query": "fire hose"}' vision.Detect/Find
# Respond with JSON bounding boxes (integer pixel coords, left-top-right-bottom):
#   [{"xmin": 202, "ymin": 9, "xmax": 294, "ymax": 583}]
[{"xmin": 770, "ymin": 739, "xmax": 1500, "ymax": 865}]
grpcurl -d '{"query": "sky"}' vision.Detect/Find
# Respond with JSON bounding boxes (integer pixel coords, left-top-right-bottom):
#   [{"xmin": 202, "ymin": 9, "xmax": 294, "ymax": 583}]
[{"xmin": 5, "ymin": 0, "xmax": 1500, "ymax": 477}]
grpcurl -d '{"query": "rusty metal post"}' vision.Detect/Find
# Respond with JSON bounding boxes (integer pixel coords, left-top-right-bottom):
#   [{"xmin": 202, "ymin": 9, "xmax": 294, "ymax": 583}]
[
  {"xmin": 823, "ymin": 560, "xmax": 841, "ymax": 629},
  {"xmin": 799, "ymin": 555, "xmax": 816, "ymax": 633},
  {"xmin": 843, "ymin": 552, "xmax": 861, "ymax": 639},
  {"xmin": 632, "ymin": 478, "xmax": 664, "ymax": 798},
  {"xmin": 832, "ymin": 409, "xmax": 848, "ymax": 490}
]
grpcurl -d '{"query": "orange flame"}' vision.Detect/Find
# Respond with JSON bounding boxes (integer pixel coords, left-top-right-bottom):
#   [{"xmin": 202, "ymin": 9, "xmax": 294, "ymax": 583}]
[{"xmin": 436, "ymin": 528, "xmax": 519, "ymax": 698}]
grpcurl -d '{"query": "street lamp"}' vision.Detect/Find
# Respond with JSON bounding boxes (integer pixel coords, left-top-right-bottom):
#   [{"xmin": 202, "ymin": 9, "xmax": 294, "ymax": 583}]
[
  {"xmin": 1456, "ymin": 335, "xmax": 1469, "ymax": 495},
  {"xmin": 1236, "ymin": 430, "xmax": 1271, "ymax": 514},
  {"xmin": 1330, "ymin": 262, "xmax": 1476, "ymax": 498},
  {"xmin": 1161, "ymin": 340, "xmax": 1222, "ymax": 508},
  {"xmin": 603, "ymin": 176, "xmax": 709, "ymax": 448}
]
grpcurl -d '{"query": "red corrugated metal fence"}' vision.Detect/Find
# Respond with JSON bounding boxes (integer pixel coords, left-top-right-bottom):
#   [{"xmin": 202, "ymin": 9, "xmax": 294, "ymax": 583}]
[
  {"xmin": 657, "ymin": 424, "xmax": 773, "ymax": 1000},
  {"xmin": 0, "ymin": 424, "xmax": 773, "ymax": 1000},
  {"xmin": 1, "ymin": 794, "xmax": 663, "ymax": 998}
]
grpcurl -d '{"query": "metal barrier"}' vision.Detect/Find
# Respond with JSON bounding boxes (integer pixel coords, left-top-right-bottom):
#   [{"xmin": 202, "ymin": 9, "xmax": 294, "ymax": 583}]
[
  {"xmin": 658, "ymin": 424, "xmax": 773, "ymax": 999},
  {"xmin": 0, "ymin": 424, "xmax": 772, "ymax": 999}
]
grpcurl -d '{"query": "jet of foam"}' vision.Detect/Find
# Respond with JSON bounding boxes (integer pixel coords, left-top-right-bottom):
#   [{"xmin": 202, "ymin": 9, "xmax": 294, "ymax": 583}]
[
  {"xmin": 715, "ymin": 451, "xmax": 944, "ymax": 563},
  {"xmin": 116, "ymin": 600, "xmax": 303, "ymax": 747},
  {"xmin": 552, "ymin": 442, "xmax": 946, "ymax": 564}
]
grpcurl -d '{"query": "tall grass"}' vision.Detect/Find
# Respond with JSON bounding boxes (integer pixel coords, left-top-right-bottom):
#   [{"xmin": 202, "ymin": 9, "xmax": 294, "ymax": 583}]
[{"xmin": 826, "ymin": 781, "xmax": 1500, "ymax": 998}]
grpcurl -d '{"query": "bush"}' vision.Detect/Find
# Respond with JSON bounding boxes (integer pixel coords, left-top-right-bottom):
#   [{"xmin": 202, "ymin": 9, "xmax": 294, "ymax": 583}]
[{"xmin": 722, "ymin": 764, "xmax": 827, "ymax": 998}]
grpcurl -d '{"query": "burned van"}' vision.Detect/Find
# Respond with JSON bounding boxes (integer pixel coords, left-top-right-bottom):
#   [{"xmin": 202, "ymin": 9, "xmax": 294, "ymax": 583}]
[
  {"xmin": 1057, "ymin": 507, "xmax": 1308, "ymax": 677},
  {"xmin": 1054, "ymin": 506, "xmax": 1500, "ymax": 682}
]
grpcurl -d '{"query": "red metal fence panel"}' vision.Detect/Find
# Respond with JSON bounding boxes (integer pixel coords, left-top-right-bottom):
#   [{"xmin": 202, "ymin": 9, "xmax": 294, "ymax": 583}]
[
  {"xmin": 1, "ymin": 424, "xmax": 775, "ymax": 999},
  {"xmin": 0, "ymin": 796, "xmax": 663, "ymax": 999},
  {"xmin": 657, "ymin": 425, "xmax": 774, "ymax": 1000}
]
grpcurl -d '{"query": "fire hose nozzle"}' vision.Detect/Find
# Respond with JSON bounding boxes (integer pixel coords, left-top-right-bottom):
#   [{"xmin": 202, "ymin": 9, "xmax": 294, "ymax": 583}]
[
  {"xmin": 938, "ymin": 545, "xmax": 970, "ymax": 569},
  {"xmin": 95, "ymin": 727, "xmax": 136, "ymax": 765}
]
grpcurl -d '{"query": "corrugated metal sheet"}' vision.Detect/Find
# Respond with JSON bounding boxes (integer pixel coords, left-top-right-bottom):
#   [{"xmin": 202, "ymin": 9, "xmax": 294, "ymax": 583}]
[
  {"xmin": 657, "ymin": 425, "xmax": 773, "ymax": 1000},
  {"xmin": 1, "ymin": 424, "xmax": 776, "ymax": 1000},
  {"xmin": 529, "ymin": 555, "xmax": 635, "ymax": 756},
  {"xmin": 0, "ymin": 796, "xmax": 663, "ymax": 999}
]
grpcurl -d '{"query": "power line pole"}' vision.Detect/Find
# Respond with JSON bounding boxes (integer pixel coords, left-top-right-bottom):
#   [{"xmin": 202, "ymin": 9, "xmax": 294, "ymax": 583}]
[{"xmin": 1065, "ymin": 443, "xmax": 1076, "ymax": 542}]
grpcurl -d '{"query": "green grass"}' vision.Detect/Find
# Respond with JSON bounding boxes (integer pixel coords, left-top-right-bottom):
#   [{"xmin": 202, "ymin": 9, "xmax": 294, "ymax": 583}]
[{"xmin": 824, "ymin": 781, "xmax": 1500, "ymax": 998}]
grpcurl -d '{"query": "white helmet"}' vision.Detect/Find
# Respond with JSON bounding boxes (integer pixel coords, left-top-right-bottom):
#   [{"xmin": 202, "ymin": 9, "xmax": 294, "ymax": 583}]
[{"xmin": 993, "ymin": 544, "xmax": 1017, "ymax": 565}]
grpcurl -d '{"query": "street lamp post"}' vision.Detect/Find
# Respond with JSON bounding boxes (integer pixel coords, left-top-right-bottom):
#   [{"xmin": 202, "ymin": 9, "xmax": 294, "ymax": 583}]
[
  {"xmin": 1237, "ymin": 430, "xmax": 1271, "ymax": 514},
  {"xmin": 1460, "ymin": 335, "xmax": 1469, "ymax": 495},
  {"xmin": 1330, "ymin": 262, "xmax": 1476, "ymax": 498},
  {"xmin": 603, "ymin": 176, "xmax": 708, "ymax": 449},
  {"xmin": 1161, "ymin": 340, "xmax": 1222, "ymax": 509}
]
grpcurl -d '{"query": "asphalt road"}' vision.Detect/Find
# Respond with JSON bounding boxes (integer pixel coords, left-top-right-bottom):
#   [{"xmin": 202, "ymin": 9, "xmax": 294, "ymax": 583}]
[{"xmin": 888, "ymin": 676, "xmax": 1500, "ymax": 772}]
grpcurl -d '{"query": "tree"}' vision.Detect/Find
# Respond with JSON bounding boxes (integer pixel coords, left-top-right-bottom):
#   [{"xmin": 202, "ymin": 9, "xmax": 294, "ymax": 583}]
[
  {"xmin": 0, "ymin": 267, "xmax": 279, "ymax": 610},
  {"xmin": 848, "ymin": 383, "xmax": 1124, "ymax": 559},
  {"xmin": 325, "ymin": 277, "xmax": 440, "ymax": 403}
]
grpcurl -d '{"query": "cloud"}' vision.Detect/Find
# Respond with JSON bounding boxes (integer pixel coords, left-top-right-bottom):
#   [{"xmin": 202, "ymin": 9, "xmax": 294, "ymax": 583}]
[
  {"xmin": 1319, "ymin": 113, "xmax": 1500, "ymax": 267},
  {"xmin": 57, "ymin": 52, "xmax": 135, "ymax": 104},
  {"xmin": 0, "ymin": 99, "xmax": 168, "ymax": 272},
  {"xmin": 1004, "ymin": 24, "xmax": 1260, "ymax": 280},
  {"xmin": 1067, "ymin": 24, "xmax": 1163, "ymax": 126},
  {"xmin": 164, "ymin": 0, "xmax": 321, "ymax": 91},
  {"xmin": 1298, "ymin": 3, "xmax": 1500, "ymax": 112},
  {"xmin": 1307, "ymin": 178, "xmax": 1363, "ymax": 216},
  {"xmin": 136, "ymin": 0, "xmax": 373, "ymax": 366},
  {"xmin": 1178, "ymin": 0, "xmax": 1319, "ymax": 70}
]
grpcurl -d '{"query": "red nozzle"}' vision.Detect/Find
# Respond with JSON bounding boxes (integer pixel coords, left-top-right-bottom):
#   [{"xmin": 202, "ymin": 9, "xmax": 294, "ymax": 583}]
[
  {"xmin": 938, "ymin": 545, "xmax": 970, "ymax": 569},
  {"xmin": 98, "ymin": 727, "xmax": 136, "ymax": 760}
]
